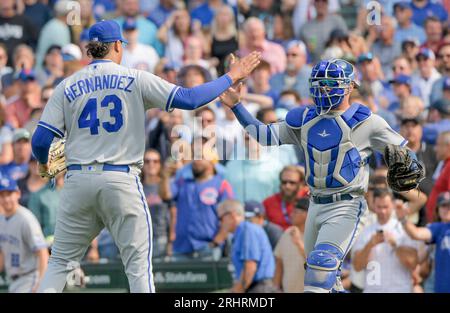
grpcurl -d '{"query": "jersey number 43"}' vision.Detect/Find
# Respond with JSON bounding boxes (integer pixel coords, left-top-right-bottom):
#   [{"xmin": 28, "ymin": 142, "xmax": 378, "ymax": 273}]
[{"xmin": 78, "ymin": 94, "xmax": 123, "ymax": 135}]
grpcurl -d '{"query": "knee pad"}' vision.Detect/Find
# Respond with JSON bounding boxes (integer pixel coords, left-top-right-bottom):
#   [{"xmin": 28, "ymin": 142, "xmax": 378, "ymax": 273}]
[{"xmin": 304, "ymin": 243, "xmax": 343, "ymax": 292}]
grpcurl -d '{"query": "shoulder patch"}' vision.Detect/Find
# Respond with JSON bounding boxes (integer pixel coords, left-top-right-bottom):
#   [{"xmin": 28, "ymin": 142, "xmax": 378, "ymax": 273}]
[
  {"xmin": 285, "ymin": 106, "xmax": 307, "ymax": 128},
  {"xmin": 341, "ymin": 103, "xmax": 371, "ymax": 129}
]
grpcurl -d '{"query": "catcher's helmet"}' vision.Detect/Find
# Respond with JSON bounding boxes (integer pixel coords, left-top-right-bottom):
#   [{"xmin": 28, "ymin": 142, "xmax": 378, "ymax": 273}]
[{"xmin": 309, "ymin": 59, "xmax": 357, "ymax": 115}]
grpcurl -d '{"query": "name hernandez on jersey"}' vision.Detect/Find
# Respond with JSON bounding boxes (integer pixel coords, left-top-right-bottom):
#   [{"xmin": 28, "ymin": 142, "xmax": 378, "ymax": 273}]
[{"xmin": 63, "ymin": 75, "xmax": 135, "ymax": 103}]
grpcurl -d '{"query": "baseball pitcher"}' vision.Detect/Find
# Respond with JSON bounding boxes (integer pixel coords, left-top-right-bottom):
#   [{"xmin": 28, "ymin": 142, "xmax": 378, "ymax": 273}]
[
  {"xmin": 31, "ymin": 20, "xmax": 260, "ymax": 293},
  {"xmin": 220, "ymin": 58, "xmax": 424, "ymax": 293}
]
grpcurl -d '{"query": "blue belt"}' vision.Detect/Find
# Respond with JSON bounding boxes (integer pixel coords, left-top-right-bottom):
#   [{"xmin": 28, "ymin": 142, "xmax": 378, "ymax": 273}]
[
  {"xmin": 67, "ymin": 164, "xmax": 130, "ymax": 173},
  {"xmin": 312, "ymin": 194, "xmax": 354, "ymax": 204}
]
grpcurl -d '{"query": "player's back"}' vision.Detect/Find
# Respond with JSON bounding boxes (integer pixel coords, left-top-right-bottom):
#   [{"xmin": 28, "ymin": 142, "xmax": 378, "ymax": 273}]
[{"xmin": 40, "ymin": 60, "xmax": 175, "ymax": 167}]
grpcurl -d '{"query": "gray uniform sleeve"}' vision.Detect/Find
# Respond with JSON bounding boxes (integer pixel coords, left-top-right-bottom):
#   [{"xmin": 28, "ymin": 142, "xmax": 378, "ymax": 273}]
[
  {"xmin": 22, "ymin": 215, "xmax": 47, "ymax": 252},
  {"xmin": 38, "ymin": 83, "xmax": 66, "ymax": 138},
  {"xmin": 369, "ymin": 114, "xmax": 406, "ymax": 153},
  {"xmin": 270, "ymin": 121, "xmax": 301, "ymax": 146},
  {"xmin": 136, "ymin": 71, "xmax": 177, "ymax": 111}
]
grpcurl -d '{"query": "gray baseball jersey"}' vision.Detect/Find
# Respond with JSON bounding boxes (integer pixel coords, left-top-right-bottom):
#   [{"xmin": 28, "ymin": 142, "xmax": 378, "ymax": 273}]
[
  {"xmin": 270, "ymin": 104, "xmax": 405, "ymax": 196},
  {"xmin": 38, "ymin": 60, "xmax": 177, "ymax": 167},
  {"xmin": 0, "ymin": 206, "xmax": 47, "ymax": 279}
]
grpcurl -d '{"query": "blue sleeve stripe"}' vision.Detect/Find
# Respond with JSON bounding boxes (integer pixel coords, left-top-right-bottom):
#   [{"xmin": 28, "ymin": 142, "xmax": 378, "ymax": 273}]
[
  {"xmin": 37, "ymin": 121, "xmax": 64, "ymax": 138},
  {"xmin": 400, "ymin": 139, "xmax": 408, "ymax": 147},
  {"xmin": 165, "ymin": 86, "xmax": 180, "ymax": 112}
]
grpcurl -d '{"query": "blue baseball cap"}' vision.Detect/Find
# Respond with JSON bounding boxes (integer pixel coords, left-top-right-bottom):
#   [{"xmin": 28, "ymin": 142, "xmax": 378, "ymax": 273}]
[
  {"xmin": 393, "ymin": 1, "xmax": 411, "ymax": 11},
  {"xmin": 0, "ymin": 176, "xmax": 18, "ymax": 192},
  {"xmin": 416, "ymin": 47, "xmax": 435, "ymax": 60},
  {"xmin": 88, "ymin": 20, "xmax": 128, "ymax": 44},
  {"xmin": 389, "ymin": 74, "xmax": 412, "ymax": 86},
  {"xmin": 244, "ymin": 200, "xmax": 264, "ymax": 218},
  {"xmin": 123, "ymin": 18, "xmax": 137, "ymax": 31}
]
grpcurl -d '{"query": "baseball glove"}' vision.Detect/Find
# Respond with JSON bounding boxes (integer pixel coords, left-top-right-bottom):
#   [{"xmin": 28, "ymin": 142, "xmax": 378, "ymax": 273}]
[
  {"xmin": 40, "ymin": 139, "xmax": 66, "ymax": 178},
  {"xmin": 384, "ymin": 144, "xmax": 425, "ymax": 192}
]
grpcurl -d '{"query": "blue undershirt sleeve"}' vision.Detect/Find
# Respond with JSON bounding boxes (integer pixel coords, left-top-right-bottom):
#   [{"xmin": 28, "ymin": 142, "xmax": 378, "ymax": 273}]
[
  {"xmin": 31, "ymin": 126, "xmax": 56, "ymax": 164},
  {"xmin": 169, "ymin": 74, "xmax": 233, "ymax": 111}
]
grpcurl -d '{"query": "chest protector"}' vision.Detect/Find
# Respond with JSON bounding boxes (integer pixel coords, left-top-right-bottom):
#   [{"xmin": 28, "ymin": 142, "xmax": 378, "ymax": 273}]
[{"xmin": 286, "ymin": 103, "xmax": 371, "ymax": 189}]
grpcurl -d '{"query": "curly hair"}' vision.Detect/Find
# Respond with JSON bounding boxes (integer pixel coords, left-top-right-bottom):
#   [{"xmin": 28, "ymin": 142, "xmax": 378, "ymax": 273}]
[{"xmin": 86, "ymin": 41, "xmax": 113, "ymax": 59}]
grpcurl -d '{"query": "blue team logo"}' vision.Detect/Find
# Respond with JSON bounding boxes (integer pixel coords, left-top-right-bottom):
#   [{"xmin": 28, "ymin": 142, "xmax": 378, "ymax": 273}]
[{"xmin": 199, "ymin": 188, "xmax": 219, "ymax": 205}]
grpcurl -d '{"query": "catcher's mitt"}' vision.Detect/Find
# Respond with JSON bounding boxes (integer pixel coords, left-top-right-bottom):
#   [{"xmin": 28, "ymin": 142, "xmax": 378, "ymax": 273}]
[
  {"xmin": 384, "ymin": 144, "xmax": 425, "ymax": 192},
  {"xmin": 40, "ymin": 139, "xmax": 66, "ymax": 178}
]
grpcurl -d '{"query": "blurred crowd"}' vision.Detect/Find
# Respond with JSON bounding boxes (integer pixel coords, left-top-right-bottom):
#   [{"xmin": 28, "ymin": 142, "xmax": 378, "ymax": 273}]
[{"xmin": 0, "ymin": 0, "xmax": 449, "ymax": 293}]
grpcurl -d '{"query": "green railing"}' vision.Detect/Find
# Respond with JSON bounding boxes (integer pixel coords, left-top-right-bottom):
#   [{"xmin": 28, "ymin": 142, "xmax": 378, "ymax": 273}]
[{"xmin": 0, "ymin": 259, "xmax": 234, "ymax": 293}]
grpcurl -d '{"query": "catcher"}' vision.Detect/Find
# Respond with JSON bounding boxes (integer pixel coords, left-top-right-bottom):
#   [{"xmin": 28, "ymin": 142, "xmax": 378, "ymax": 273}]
[{"xmin": 219, "ymin": 58, "xmax": 425, "ymax": 293}]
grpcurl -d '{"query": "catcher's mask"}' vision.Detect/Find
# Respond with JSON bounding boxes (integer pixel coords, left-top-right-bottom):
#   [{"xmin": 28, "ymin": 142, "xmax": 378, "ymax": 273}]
[{"xmin": 309, "ymin": 59, "xmax": 358, "ymax": 115}]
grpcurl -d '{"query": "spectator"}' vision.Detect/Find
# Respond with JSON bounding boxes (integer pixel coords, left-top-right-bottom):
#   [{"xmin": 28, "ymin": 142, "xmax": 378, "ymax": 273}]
[
  {"xmin": 0, "ymin": 44, "xmax": 13, "ymax": 91},
  {"xmin": 183, "ymin": 36, "xmax": 218, "ymax": 78},
  {"xmin": 353, "ymin": 189, "xmax": 419, "ymax": 293},
  {"xmin": 421, "ymin": 16, "xmax": 444, "ymax": 55},
  {"xmin": 426, "ymin": 131, "xmax": 450, "ymax": 222},
  {"xmin": 244, "ymin": 200, "xmax": 283, "ymax": 250},
  {"xmin": 17, "ymin": 155, "xmax": 47, "ymax": 207},
  {"xmin": 0, "ymin": 129, "xmax": 32, "ymax": 182},
  {"xmin": 356, "ymin": 53, "xmax": 392, "ymax": 107},
  {"xmin": 430, "ymin": 43, "xmax": 450, "ymax": 105},
  {"xmin": 0, "ymin": 103, "xmax": 13, "ymax": 165},
  {"xmin": 35, "ymin": 0, "xmax": 72, "ymax": 72},
  {"xmin": 121, "ymin": 18, "xmax": 160, "ymax": 73},
  {"xmin": 410, "ymin": 0, "xmax": 448, "ymax": 27},
  {"xmin": 147, "ymin": 0, "xmax": 178, "ymax": 28},
  {"xmin": 239, "ymin": 17, "xmax": 286, "ymax": 74},
  {"xmin": 370, "ymin": 15, "xmax": 402, "ymax": 79},
  {"xmin": 423, "ymin": 98, "xmax": 450, "ymax": 145},
  {"xmin": 21, "ymin": 0, "xmax": 52, "ymax": 35},
  {"xmin": 396, "ymin": 191, "xmax": 450, "ymax": 293},
  {"xmin": 141, "ymin": 149, "xmax": 172, "ymax": 259},
  {"xmin": 263, "ymin": 165, "xmax": 308, "ymax": 230},
  {"xmin": 96, "ymin": 228, "xmax": 120, "ymax": 260},
  {"xmin": 299, "ymin": 0, "xmax": 348, "ymax": 63},
  {"xmin": 401, "ymin": 38, "xmax": 420, "ymax": 72},
  {"xmin": 0, "ymin": 0, "xmax": 37, "ymax": 67},
  {"xmin": 5, "ymin": 69, "xmax": 42, "ymax": 128},
  {"xmin": 269, "ymin": 40, "xmax": 311, "ymax": 102},
  {"xmin": 28, "ymin": 173, "xmax": 64, "ymax": 240},
  {"xmin": 209, "ymin": 4, "xmax": 239, "ymax": 76},
  {"xmin": 115, "ymin": 0, "xmax": 163, "ymax": 56},
  {"xmin": 276, "ymin": 90, "xmax": 303, "ymax": 111},
  {"xmin": 35, "ymin": 45, "xmax": 64, "ymax": 87},
  {"xmin": 394, "ymin": 2, "xmax": 426, "ymax": 45},
  {"xmin": 400, "ymin": 116, "xmax": 438, "ymax": 196},
  {"xmin": 398, "ymin": 96, "xmax": 425, "ymax": 120},
  {"xmin": 225, "ymin": 132, "xmax": 284, "ymax": 203},
  {"xmin": 240, "ymin": 0, "xmax": 281, "ymax": 41},
  {"xmin": 190, "ymin": 0, "xmax": 223, "ymax": 29},
  {"xmin": 388, "ymin": 74, "xmax": 413, "ymax": 113},
  {"xmin": 0, "ymin": 176, "xmax": 49, "ymax": 293},
  {"xmin": 217, "ymin": 199, "xmax": 277, "ymax": 293},
  {"xmin": 273, "ymin": 196, "xmax": 309, "ymax": 293},
  {"xmin": 161, "ymin": 142, "xmax": 233, "ymax": 260},
  {"xmin": 412, "ymin": 48, "xmax": 441, "ymax": 107},
  {"xmin": 248, "ymin": 60, "xmax": 277, "ymax": 105},
  {"xmin": 158, "ymin": 9, "xmax": 196, "ymax": 69},
  {"xmin": 193, "ymin": 107, "xmax": 233, "ymax": 162}
]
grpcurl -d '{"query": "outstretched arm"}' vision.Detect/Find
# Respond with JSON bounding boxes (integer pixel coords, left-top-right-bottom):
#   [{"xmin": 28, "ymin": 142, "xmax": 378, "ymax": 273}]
[
  {"xmin": 221, "ymin": 83, "xmax": 298, "ymax": 146},
  {"xmin": 167, "ymin": 52, "xmax": 261, "ymax": 111}
]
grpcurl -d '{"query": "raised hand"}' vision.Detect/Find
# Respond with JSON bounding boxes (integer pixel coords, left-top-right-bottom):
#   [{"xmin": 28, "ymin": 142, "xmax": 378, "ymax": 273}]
[{"xmin": 227, "ymin": 52, "xmax": 261, "ymax": 83}]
